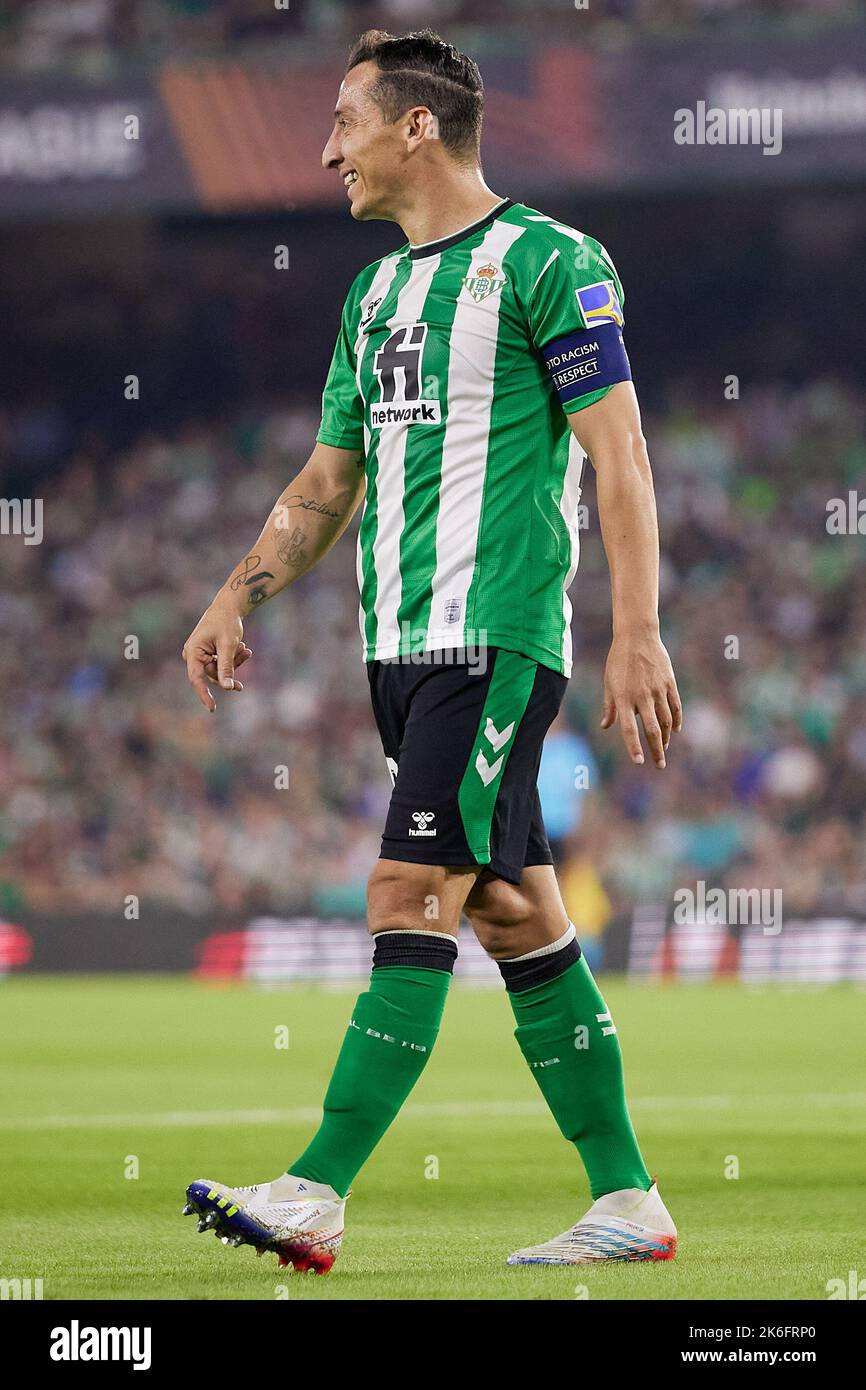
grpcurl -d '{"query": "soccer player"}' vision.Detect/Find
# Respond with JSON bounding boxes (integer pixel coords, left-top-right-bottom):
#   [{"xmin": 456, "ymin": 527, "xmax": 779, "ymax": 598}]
[{"xmin": 182, "ymin": 29, "xmax": 682, "ymax": 1272}]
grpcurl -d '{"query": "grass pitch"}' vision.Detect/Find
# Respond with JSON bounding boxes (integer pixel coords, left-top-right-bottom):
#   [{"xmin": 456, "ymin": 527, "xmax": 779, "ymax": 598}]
[{"xmin": 1, "ymin": 975, "xmax": 864, "ymax": 1301}]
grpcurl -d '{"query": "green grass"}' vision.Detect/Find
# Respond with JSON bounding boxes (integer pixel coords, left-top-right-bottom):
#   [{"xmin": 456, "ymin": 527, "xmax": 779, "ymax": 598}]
[{"xmin": 0, "ymin": 976, "xmax": 864, "ymax": 1300}]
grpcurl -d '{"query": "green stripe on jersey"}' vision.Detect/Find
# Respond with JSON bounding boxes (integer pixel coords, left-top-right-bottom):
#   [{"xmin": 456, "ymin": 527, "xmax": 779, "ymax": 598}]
[
  {"xmin": 457, "ymin": 649, "xmax": 537, "ymax": 864},
  {"xmin": 317, "ymin": 201, "xmax": 628, "ymax": 676}
]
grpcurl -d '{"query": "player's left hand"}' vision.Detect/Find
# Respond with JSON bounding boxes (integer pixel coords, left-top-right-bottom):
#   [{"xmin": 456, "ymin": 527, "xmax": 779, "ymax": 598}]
[
  {"xmin": 202, "ymin": 645, "xmax": 253, "ymax": 685},
  {"xmin": 600, "ymin": 632, "xmax": 682, "ymax": 769}
]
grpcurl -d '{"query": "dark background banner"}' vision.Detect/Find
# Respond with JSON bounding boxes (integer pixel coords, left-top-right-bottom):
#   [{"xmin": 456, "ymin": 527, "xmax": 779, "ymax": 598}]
[
  {"xmin": 6, "ymin": 912, "xmax": 863, "ymax": 982},
  {"xmin": 3, "ymin": 26, "xmax": 866, "ymax": 217}
]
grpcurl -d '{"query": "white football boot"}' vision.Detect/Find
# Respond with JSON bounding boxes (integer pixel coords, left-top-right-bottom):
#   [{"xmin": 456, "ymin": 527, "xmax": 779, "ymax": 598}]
[
  {"xmin": 183, "ymin": 1173, "xmax": 346, "ymax": 1273},
  {"xmin": 507, "ymin": 1181, "xmax": 677, "ymax": 1264}
]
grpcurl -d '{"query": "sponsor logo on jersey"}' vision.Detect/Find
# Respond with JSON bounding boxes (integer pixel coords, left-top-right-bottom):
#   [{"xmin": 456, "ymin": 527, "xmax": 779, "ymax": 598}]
[
  {"xmin": 371, "ymin": 323, "xmax": 440, "ymax": 427},
  {"xmin": 409, "ymin": 810, "xmax": 437, "ymax": 837},
  {"xmin": 575, "ymin": 279, "xmax": 624, "ymax": 329},
  {"xmin": 370, "ymin": 400, "xmax": 441, "ymax": 428},
  {"xmin": 463, "ymin": 262, "xmax": 508, "ymax": 304}
]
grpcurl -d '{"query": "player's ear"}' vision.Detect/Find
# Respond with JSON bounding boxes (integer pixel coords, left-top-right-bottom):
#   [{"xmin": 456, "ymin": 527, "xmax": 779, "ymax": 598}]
[{"xmin": 405, "ymin": 107, "xmax": 439, "ymax": 149}]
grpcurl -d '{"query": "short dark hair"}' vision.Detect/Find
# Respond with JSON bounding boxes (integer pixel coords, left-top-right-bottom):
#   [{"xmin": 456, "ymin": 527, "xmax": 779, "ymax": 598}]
[{"xmin": 346, "ymin": 28, "xmax": 483, "ymax": 159}]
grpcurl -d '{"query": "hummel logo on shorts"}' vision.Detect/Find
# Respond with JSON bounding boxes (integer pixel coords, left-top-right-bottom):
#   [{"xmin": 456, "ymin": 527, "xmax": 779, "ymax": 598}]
[{"xmin": 409, "ymin": 811, "xmax": 437, "ymax": 837}]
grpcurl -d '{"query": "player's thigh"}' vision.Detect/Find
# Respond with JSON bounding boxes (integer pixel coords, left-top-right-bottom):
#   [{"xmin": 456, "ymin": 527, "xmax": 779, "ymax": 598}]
[
  {"xmin": 371, "ymin": 652, "xmax": 518, "ymax": 884},
  {"xmin": 366, "ymin": 650, "xmax": 562, "ymax": 937},
  {"xmin": 386, "ymin": 649, "xmax": 565, "ymax": 886},
  {"xmin": 465, "ymin": 863, "xmax": 569, "ymax": 959},
  {"xmin": 367, "ymin": 858, "xmax": 479, "ymax": 937}
]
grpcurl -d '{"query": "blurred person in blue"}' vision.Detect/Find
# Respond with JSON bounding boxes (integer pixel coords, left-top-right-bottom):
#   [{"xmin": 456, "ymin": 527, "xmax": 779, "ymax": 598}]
[{"xmin": 537, "ymin": 710, "xmax": 598, "ymax": 865}]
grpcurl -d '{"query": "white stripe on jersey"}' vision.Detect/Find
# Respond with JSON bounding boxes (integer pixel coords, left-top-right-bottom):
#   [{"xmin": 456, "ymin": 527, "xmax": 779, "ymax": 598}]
[
  {"xmin": 369, "ymin": 254, "xmax": 441, "ymax": 652},
  {"xmin": 426, "ymin": 219, "xmax": 527, "ymax": 649},
  {"xmin": 528, "ymin": 247, "xmax": 560, "ymax": 297},
  {"xmin": 352, "ymin": 255, "xmax": 403, "ymax": 647},
  {"xmin": 558, "ymin": 430, "xmax": 586, "ymax": 677},
  {"xmin": 524, "ymin": 214, "xmax": 587, "ymax": 247}
]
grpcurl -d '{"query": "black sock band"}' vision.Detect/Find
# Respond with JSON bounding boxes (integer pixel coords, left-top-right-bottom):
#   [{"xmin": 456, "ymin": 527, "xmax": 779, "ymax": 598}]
[
  {"xmin": 372, "ymin": 931, "xmax": 459, "ymax": 974},
  {"xmin": 498, "ymin": 937, "xmax": 581, "ymax": 993}
]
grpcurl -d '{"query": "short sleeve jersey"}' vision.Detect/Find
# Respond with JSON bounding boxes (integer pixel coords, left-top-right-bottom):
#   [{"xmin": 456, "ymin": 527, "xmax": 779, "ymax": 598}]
[{"xmin": 317, "ymin": 199, "xmax": 631, "ymax": 677}]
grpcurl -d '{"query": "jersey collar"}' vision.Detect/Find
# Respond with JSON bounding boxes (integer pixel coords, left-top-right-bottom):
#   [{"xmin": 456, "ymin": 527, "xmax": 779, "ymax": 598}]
[{"xmin": 408, "ymin": 198, "xmax": 515, "ymax": 260}]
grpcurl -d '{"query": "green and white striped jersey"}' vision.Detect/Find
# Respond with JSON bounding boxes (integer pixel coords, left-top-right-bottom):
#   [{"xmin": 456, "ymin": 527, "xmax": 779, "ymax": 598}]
[{"xmin": 316, "ymin": 198, "xmax": 628, "ymax": 677}]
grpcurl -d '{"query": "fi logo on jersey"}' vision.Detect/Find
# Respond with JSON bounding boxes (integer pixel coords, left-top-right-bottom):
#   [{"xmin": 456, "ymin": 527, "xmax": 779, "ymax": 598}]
[
  {"xmin": 576, "ymin": 279, "xmax": 624, "ymax": 329},
  {"xmin": 371, "ymin": 323, "xmax": 442, "ymax": 429}
]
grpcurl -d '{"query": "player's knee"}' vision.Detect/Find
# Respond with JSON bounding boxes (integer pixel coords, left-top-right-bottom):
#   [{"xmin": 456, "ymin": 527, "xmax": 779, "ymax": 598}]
[
  {"xmin": 366, "ymin": 860, "xmax": 436, "ymax": 936},
  {"xmin": 466, "ymin": 879, "xmax": 534, "ymax": 959},
  {"xmin": 468, "ymin": 876, "xmax": 532, "ymax": 931}
]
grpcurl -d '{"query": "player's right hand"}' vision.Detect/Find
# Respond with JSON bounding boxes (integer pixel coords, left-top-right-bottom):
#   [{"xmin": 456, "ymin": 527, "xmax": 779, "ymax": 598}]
[{"xmin": 182, "ymin": 603, "xmax": 252, "ymax": 713}]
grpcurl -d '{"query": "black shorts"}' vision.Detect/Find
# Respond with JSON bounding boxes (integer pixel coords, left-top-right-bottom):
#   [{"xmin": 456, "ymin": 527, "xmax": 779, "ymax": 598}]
[{"xmin": 367, "ymin": 647, "xmax": 567, "ymax": 885}]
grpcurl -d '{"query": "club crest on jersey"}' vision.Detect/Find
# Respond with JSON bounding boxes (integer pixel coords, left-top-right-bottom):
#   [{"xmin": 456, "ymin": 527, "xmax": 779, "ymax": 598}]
[
  {"xmin": 575, "ymin": 280, "xmax": 624, "ymax": 329},
  {"xmin": 463, "ymin": 262, "xmax": 507, "ymax": 304}
]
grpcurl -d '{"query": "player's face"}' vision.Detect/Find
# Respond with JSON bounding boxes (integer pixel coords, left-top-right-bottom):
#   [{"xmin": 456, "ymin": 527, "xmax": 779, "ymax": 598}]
[{"xmin": 322, "ymin": 63, "xmax": 407, "ymax": 222}]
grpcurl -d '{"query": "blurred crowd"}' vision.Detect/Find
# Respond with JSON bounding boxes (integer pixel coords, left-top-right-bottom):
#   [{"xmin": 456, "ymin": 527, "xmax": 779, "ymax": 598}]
[
  {"xmin": 0, "ymin": 0, "xmax": 862, "ymax": 73},
  {"xmin": 2, "ymin": 378, "xmax": 866, "ymax": 942}
]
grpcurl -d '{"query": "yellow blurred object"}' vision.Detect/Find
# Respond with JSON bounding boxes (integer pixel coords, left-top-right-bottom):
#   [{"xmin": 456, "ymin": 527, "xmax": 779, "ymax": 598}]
[{"xmin": 560, "ymin": 854, "xmax": 612, "ymax": 940}]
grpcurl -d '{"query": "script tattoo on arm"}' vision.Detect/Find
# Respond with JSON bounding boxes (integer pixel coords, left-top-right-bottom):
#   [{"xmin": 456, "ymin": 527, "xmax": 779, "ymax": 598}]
[{"xmin": 282, "ymin": 494, "xmax": 343, "ymax": 519}]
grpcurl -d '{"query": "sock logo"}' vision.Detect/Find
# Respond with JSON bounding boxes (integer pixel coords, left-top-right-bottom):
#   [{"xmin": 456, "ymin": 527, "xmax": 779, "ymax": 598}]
[{"xmin": 349, "ymin": 1018, "xmax": 428, "ymax": 1051}]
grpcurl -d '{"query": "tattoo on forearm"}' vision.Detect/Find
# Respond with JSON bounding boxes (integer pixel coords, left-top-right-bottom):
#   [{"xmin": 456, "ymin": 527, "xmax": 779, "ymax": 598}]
[
  {"xmin": 282, "ymin": 494, "xmax": 343, "ymax": 520},
  {"xmin": 247, "ymin": 586, "xmax": 269, "ymax": 607},
  {"xmin": 230, "ymin": 555, "xmax": 275, "ymax": 592},
  {"xmin": 275, "ymin": 527, "xmax": 309, "ymax": 570}
]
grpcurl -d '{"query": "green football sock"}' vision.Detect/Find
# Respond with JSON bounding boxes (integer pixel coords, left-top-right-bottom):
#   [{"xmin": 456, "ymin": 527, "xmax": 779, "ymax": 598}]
[
  {"xmin": 288, "ymin": 958, "xmax": 452, "ymax": 1198},
  {"xmin": 507, "ymin": 950, "xmax": 652, "ymax": 1199}
]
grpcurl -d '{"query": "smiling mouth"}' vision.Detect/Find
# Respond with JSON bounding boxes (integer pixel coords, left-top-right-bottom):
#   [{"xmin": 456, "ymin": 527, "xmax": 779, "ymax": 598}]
[{"xmin": 343, "ymin": 170, "xmax": 358, "ymax": 188}]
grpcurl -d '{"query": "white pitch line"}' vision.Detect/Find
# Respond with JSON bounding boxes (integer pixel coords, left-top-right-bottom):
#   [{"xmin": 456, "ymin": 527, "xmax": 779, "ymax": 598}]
[{"xmin": 0, "ymin": 1094, "xmax": 864, "ymax": 1132}]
